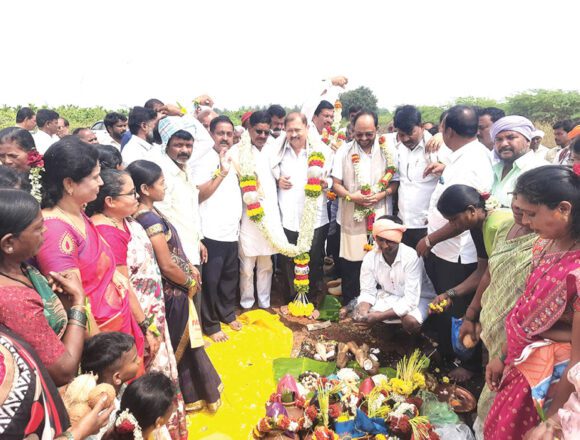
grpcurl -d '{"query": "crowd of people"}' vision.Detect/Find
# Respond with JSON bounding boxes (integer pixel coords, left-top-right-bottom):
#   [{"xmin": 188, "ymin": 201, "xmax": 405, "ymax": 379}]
[{"xmin": 0, "ymin": 76, "xmax": 579, "ymax": 440}]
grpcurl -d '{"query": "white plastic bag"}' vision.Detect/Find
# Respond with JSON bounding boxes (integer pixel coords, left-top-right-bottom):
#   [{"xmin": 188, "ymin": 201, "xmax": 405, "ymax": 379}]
[{"xmin": 434, "ymin": 423, "xmax": 475, "ymax": 440}]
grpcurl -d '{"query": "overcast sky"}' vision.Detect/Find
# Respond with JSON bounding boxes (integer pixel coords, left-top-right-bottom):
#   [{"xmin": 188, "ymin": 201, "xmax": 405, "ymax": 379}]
[{"xmin": 2, "ymin": 0, "xmax": 577, "ymax": 111}]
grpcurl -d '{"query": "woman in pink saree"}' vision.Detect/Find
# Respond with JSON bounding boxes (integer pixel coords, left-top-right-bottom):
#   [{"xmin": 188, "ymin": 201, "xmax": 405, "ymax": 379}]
[
  {"xmin": 35, "ymin": 138, "xmax": 146, "ymax": 371},
  {"xmin": 484, "ymin": 165, "xmax": 580, "ymax": 440}
]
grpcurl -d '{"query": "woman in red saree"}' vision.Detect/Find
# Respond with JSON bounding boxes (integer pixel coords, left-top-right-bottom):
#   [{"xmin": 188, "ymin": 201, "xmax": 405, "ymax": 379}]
[
  {"xmin": 35, "ymin": 138, "xmax": 149, "ymax": 373},
  {"xmin": 484, "ymin": 165, "xmax": 580, "ymax": 440}
]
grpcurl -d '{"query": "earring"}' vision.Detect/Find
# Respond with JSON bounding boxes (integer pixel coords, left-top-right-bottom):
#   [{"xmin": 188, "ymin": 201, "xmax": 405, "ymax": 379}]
[{"xmin": 7, "ymin": 247, "xmax": 13, "ymax": 252}]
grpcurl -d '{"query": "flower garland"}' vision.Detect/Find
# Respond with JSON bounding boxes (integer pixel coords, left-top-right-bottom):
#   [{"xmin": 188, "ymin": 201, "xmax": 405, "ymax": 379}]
[
  {"xmin": 321, "ymin": 100, "xmax": 347, "ymax": 153},
  {"xmin": 114, "ymin": 409, "xmax": 144, "ymax": 440},
  {"xmin": 323, "ymin": 100, "xmax": 345, "ymax": 203},
  {"xmin": 238, "ymin": 131, "xmax": 324, "ymax": 317},
  {"xmin": 351, "ymin": 135, "xmax": 397, "ymax": 251},
  {"xmin": 27, "ymin": 150, "xmax": 44, "ymax": 203}
]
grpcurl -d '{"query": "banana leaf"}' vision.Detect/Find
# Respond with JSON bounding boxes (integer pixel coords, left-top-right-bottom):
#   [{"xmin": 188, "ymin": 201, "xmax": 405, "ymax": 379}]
[
  {"xmin": 317, "ymin": 294, "xmax": 342, "ymax": 322},
  {"xmin": 273, "ymin": 357, "xmax": 337, "ymax": 382}
]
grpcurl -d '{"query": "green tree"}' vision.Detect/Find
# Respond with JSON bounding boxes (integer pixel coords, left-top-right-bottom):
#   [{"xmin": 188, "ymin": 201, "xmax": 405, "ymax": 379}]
[
  {"xmin": 417, "ymin": 105, "xmax": 446, "ymax": 124},
  {"xmin": 505, "ymin": 89, "xmax": 580, "ymax": 123},
  {"xmin": 453, "ymin": 96, "xmax": 504, "ymax": 110},
  {"xmin": 339, "ymin": 86, "xmax": 378, "ymax": 118}
]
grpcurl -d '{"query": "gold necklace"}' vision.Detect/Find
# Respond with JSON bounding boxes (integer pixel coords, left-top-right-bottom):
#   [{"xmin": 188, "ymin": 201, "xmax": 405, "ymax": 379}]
[
  {"xmin": 55, "ymin": 205, "xmax": 85, "ymax": 233},
  {"xmin": 102, "ymin": 213, "xmax": 124, "ymax": 230}
]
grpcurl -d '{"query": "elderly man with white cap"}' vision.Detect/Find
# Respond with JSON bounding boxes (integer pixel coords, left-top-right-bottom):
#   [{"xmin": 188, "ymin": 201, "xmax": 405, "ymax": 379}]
[
  {"xmin": 490, "ymin": 115, "xmax": 549, "ymax": 207},
  {"xmin": 530, "ymin": 129, "xmax": 550, "ymax": 160}
]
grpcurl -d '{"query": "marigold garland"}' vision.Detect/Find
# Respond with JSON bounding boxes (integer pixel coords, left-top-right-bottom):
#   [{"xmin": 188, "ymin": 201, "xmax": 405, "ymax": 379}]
[
  {"xmin": 350, "ymin": 135, "xmax": 397, "ymax": 251},
  {"xmin": 321, "ymin": 100, "xmax": 347, "ymax": 152},
  {"xmin": 238, "ymin": 131, "xmax": 324, "ymax": 317}
]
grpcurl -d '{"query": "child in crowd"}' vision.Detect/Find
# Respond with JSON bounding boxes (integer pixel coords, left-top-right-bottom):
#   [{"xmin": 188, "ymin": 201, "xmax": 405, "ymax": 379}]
[
  {"xmin": 81, "ymin": 332, "xmax": 141, "ymax": 439},
  {"xmin": 103, "ymin": 372, "xmax": 176, "ymax": 440}
]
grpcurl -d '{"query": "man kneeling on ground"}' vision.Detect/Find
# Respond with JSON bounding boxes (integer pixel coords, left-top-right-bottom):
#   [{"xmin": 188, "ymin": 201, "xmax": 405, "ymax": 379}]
[{"xmin": 350, "ymin": 215, "xmax": 436, "ymax": 333}]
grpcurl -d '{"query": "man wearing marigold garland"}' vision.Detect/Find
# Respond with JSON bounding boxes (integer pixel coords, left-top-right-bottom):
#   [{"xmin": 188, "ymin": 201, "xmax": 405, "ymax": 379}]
[
  {"xmin": 274, "ymin": 112, "xmax": 334, "ymax": 303},
  {"xmin": 331, "ymin": 111, "xmax": 399, "ymax": 308},
  {"xmin": 352, "ymin": 216, "xmax": 436, "ymax": 333},
  {"xmin": 235, "ymin": 111, "xmax": 284, "ymax": 310}
]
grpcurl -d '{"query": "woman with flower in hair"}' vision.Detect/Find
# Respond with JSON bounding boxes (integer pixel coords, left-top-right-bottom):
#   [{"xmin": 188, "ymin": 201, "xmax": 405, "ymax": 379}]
[
  {"xmin": 35, "ymin": 137, "xmax": 149, "ymax": 376},
  {"xmin": 104, "ymin": 372, "xmax": 176, "ymax": 440},
  {"xmin": 427, "ymin": 184, "xmax": 502, "ymax": 382},
  {"xmin": 0, "ymin": 127, "xmax": 45, "ymax": 200},
  {"xmin": 484, "ymin": 165, "xmax": 580, "ymax": 440}
]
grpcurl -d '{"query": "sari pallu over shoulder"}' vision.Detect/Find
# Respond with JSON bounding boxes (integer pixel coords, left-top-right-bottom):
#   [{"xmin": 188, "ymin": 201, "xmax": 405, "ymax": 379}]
[{"xmin": 35, "ymin": 213, "xmax": 144, "ymax": 360}]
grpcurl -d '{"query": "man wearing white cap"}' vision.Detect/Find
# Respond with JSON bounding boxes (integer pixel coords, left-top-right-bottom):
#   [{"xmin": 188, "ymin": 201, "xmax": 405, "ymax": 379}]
[
  {"xmin": 490, "ymin": 115, "xmax": 548, "ymax": 207},
  {"xmin": 530, "ymin": 129, "xmax": 549, "ymax": 160}
]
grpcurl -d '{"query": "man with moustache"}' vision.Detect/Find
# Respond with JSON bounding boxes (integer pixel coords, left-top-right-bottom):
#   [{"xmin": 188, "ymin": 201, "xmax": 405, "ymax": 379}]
[
  {"xmin": 191, "ymin": 115, "xmax": 243, "ymax": 342},
  {"xmin": 121, "ymin": 106, "xmax": 159, "ymax": 166},
  {"xmin": 394, "ymin": 105, "xmax": 451, "ymax": 249},
  {"xmin": 275, "ymin": 112, "xmax": 333, "ymax": 303},
  {"xmin": 331, "ymin": 111, "xmax": 399, "ymax": 308},
  {"xmin": 236, "ymin": 111, "xmax": 284, "ymax": 311},
  {"xmin": 352, "ymin": 216, "xmax": 435, "ymax": 333},
  {"xmin": 155, "ymin": 120, "xmax": 205, "ymax": 275},
  {"xmin": 490, "ymin": 115, "xmax": 548, "ymax": 207},
  {"xmin": 97, "ymin": 112, "xmax": 128, "ymax": 149},
  {"xmin": 267, "ymin": 105, "xmax": 286, "ymax": 141},
  {"xmin": 476, "ymin": 107, "xmax": 505, "ymax": 152}
]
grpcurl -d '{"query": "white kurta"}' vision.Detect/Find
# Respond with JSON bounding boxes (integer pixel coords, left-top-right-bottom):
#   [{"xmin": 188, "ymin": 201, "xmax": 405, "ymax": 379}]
[
  {"xmin": 155, "ymin": 154, "xmax": 202, "ymax": 265},
  {"xmin": 238, "ymin": 144, "xmax": 283, "ymax": 257},
  {"xmin": 358, "ymin": 243, "xmax": 436, "ymax": 324}
]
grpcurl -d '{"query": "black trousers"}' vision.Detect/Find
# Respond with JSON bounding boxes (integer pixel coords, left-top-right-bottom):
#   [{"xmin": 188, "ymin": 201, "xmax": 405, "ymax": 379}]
[
  {"xmin": 424, "ymin": 252, "xmax": 481, "ymax": 372},
  {"xmin": 402, "ymin": 228, "xmax": 427, "ymax": 250},
  {"xmin": 339, "ymin": 258, "xmax": 362, "ymax": 306},
  {"xmin": 280, "ymin": 224, "xmax": 329, "ymax": 304},
  {"xmin": 200, "ymin": 238, "xmax": 239, "ymax": 335}
]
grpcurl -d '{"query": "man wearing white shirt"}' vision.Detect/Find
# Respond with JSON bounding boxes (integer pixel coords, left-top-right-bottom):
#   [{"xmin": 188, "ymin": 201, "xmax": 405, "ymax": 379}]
[
  {"xmin": 331, "ymin": 111, "xmax": 399, "ymax": 306},
  {"xmin": 490, "ymin": 116, "xmax": 548, "ymax": 207},
  {"xmin": 550, "ymin": 119, "xmax": 575, "ymax": 165},
  {"xmin": 267, "ymin": 104, "xmax": 286, "ymax": 141},
  {"xmin": 16, "ymin": 107, "xmax": 36, "ymax": 131},
  {"xmin": 417, "ymin": 105, "xmax": 493, "ymax": 380},
  {"xmin": 33, "ymin": 109, "xmax": 60, "ymax": 154},
  {"xmin": 275, "ymin": 112, "xmax": 333, "ymax": 302},
  {"xmin": 236, "ymin": 111, "xmax": 284, "ymax": 310},
  {"xmin": 394, "ymin": 105, "xmax": 451, "ymax": 249},
  {"xmin": 97, "ymin": 112, "xmax": 128, "ymax": 149},
  {"xmin": 191, "ymin": 115, "xmax": 243, "ymax": 342},
  {"xmin": 301, "ymin": 76, "xmax": 348, "ymax": 142},
  {"xmin": 121, "ymin": 106, "xmax": 159, "ymax": 167},
  {"xmin": 529, "ymin": 129, "xmax": 550, "ymax": 160},
  {"xmin": 155, "ymin": 125, "xmax": 204, "ymax": 270},
  {"xmin": 353, "ymin": 216, "xmax": 436, "ymax": 333}
]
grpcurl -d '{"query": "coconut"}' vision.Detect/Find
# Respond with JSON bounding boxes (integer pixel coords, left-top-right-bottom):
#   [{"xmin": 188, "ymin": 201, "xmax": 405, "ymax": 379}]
[
  {"xmin": 462, "ymin": 334, "xmax": 477, "ymax": 349},
  {"xmin": 87, "ymin": 383, "xmax": 116, "ymax": 409},
  {"xmin": 68, "ymin": 402, "xmax": 91, "ymax": 425}
]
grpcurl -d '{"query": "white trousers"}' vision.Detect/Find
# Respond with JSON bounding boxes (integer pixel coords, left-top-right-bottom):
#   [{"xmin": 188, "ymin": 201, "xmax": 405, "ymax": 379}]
[{"xmin": 239, "ymin": 248, "xmax": 273, "ymax": 309}]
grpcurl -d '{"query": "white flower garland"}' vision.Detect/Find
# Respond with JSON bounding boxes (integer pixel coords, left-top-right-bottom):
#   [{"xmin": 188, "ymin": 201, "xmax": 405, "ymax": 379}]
[
  {"xmin": 115, "ymin": 409, "xmax": 144, "ymax": 440},
  {"xmin": 238, "ymin": 130, "xmax": 321, "ymax": 258}
]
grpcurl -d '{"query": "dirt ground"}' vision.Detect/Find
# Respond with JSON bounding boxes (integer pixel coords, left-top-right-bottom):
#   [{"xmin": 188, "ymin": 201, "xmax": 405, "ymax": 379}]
[{"xmin": 237, "ymin": 267, "xmax": 484, "ymax": 424}]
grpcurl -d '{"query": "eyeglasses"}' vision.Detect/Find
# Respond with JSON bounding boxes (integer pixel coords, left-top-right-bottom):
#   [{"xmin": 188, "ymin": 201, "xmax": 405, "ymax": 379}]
[
  {"xmin": 115, "ymin": 189, "xmax": 137, "ymax": 198},
  {"xmin": 254, "ymin": 129, "xmax": 269, "ymax": 135}
]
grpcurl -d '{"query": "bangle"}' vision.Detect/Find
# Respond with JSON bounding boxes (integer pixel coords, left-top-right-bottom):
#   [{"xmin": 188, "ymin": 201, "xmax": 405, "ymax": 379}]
[
  {"xmin": 68, "ymin": 308, "xmax": 87, "ymax": 326},
  {"xmin": 345, "ymin": 194, "xmax": 352, "ymax": 202},
  {"xmin": 59, "ymin": 431, "xmax": 75, "ymax": 440},
  {"xmin": 183, "ymin": 276, "xmax": 196, "ymax": 290},
  {"xmin": 445, "ymin": 288, "xmax": 458, "ymax": 299},
  {"xmin": 67, "ymin": 319, "xmax": 86, "ymax": 329},
  {"xmin": 424, "ymin": 235, "xmax": 432, "ymax": 248}
]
